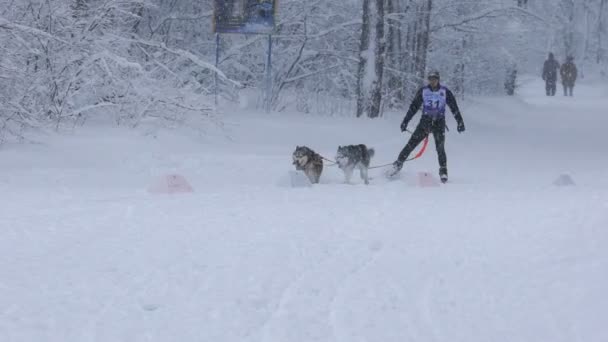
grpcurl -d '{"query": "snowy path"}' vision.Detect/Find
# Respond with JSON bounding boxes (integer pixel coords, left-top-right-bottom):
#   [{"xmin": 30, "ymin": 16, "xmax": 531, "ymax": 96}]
[{"xmin": 1, "ymin": 78, "xmax": 607, "ymax": 342}]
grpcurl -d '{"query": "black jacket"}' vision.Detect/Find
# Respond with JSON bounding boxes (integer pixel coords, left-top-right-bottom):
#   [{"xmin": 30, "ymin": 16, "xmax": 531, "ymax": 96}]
[
  {"xmin": 543, "ymin": 58, "xmax": 560, "ymax": 82},
  {"xmin": 403, "ymin": 85, "xmax": 464, "ymax": 124}
]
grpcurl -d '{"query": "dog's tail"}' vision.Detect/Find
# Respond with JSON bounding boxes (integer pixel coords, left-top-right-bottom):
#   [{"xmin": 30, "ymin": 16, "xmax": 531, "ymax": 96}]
[{"xmin": 367, "ymin": 148, "xmax": 375, "ymax": 159}]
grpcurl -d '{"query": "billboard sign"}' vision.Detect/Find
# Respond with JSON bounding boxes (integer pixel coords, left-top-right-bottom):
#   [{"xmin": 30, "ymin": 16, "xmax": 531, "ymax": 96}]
[{"xmin": 213, "ymin": 0, "xmax": 277, "ymax": 34}]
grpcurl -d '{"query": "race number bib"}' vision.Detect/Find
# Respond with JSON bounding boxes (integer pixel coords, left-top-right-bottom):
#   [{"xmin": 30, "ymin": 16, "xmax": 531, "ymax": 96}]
[{"xmin": 422, "ymin": 87, "xmax": 447, "ymax": 117}]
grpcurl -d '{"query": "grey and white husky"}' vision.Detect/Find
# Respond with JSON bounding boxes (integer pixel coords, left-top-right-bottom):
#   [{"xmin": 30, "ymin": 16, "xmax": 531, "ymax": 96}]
[
  {"xmin": 292, "ymin": 146, "xmax": 324, "ymax": 184},
  {"xmin": 335, "ymin": 144, "xmax": 375, "ymax": 185}
]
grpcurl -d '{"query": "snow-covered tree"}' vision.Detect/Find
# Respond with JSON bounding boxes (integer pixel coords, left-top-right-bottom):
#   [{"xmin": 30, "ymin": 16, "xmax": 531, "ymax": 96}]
[
  {"xmin": 356, "ymin": 0, "xmax": 385, "ymax": 118},
  {"xmin": 2, "ymin": 0, "xmax": 608, "ymax": 140}
]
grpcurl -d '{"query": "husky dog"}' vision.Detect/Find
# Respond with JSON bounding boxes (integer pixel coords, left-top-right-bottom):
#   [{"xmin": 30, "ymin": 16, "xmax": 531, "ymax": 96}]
[
  {"xmin": 292, "ymin": 146, "xmax": 324, "ymax": 184},
  {"xmin": 335, "ymin": 144, "xmax": 375, "ymax": 185}
]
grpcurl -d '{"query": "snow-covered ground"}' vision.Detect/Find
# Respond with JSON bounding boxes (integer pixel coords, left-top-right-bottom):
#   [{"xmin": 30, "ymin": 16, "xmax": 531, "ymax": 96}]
[{"xmin": 1, "ymin": 78, "xmax": 607, "ymax": 342}]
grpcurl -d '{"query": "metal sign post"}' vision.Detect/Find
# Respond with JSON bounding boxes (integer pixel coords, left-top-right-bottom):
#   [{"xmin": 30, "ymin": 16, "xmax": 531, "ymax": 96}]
[
  {"xmin": 265, "ymin": 34, "xmax": 272, "ymax": 113},
  {"xmin": 214, "ymin": 33, "xmax": 220, "ymax": 107},
  {"xmin": 213, "ymin": 0, "xmax": 277, "ymax": 113}
]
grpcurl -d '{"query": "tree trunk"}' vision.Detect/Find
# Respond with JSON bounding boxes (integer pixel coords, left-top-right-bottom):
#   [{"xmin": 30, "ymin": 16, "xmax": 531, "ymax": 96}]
[
  {"xmin": 400, "ymin": 11, "xmax": 419, "ymax": 100},
  {"xmin": 356, "ymin": 0, "xmax": 385, "ymax": 118},
  {"xmin": 582, "ymin": 0, "xmax": 591, "ymax": 66},
  {"xmin": 414, "ymin": 0, "xmax": 432, "ymax": 85},
  {"xmin": 405, "ymin": 21, "xmax": 416, "ymax": 74},
  {"xmin": 453, "ymin": 38, "xmax": 466, "ymax": 96},
  {"xmin": 370, "ymin": 0, "xmax": 385, "ymax": 118},
  {"xmin": 452, "ymin": 3, "xmax": 466, "ymax": 96},
  {"xmin": 356, "ymin": 0, "xmax": 371, "ymax": 118},
  {"xmin": 599, "ymin": 0, "xmax": 606, "ymax": 64},
  {"xmin": 385, "ymin": 0, "xmax": 402, "ymax": 106},
  {"xmin": 565, "ymin": 0, "xmax": 575, "ymax": 57}
]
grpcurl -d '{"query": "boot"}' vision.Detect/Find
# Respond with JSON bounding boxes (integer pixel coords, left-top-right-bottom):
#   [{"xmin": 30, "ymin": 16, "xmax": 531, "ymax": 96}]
[
  {"xmin": 386, "ymin": 160, "xmax": 403, "ymax": 178},
  {"xmin": 439, "ymin": 167, "xmax": 448, "ymax": 183}
]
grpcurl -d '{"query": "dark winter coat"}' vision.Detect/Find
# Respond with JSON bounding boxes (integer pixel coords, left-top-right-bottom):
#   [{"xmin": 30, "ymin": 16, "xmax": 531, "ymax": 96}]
[
  {"xmin": 542, "ymin": 58, "xmax": 560, "ymax": 82},
  {"xmin": 403, "ymin": 84, "xmax": 463, "ymax": 125},
  {"xmin": 560, "ymin": 62, "xmax": 577, "ymax": 86}
]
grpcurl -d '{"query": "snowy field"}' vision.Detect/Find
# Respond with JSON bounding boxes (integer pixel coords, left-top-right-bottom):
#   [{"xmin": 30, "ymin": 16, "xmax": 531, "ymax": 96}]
[{"xmin": 1, "ymin": 78, "xmax": 607, "ymax": 342}]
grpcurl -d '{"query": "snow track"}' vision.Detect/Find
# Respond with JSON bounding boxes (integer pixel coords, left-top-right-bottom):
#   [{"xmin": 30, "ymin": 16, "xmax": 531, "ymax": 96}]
[{"xmin": 1, "ymin": 78, "xmax": 607, "ymax": 342}]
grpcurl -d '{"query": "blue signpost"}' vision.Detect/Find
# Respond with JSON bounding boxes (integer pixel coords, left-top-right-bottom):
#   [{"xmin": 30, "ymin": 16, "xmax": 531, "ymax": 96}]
[
  {"xmin": 214, "ymin": 32, "xmax": 220, "ymax": 107},
  {"xmin": 213, "ymin": 0, "xmax": 277, "ymax": 113},
  {"xmin": 265, "ymin": 34, "xmax": 272, "ymax": 113}
]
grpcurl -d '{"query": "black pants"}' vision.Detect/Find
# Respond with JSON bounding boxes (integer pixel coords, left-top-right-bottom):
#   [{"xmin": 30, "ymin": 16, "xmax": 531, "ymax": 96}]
[
  {"xmin": 545, "ymin": 79, "xmax": 556, "ymax": 96},
  {"xmin": 562, "ymin": 83, "xmax": 574, "ymax": 96},
  {"xmin": 397, "ymin": 116, "xmax": 446, "ymax": 169}
]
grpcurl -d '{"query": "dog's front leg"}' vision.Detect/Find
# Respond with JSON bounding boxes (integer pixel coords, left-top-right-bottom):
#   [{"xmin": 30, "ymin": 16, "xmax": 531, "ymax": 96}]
[
  {"xmin": 344, "ymin": 167, "xmax": 354, "ymax": 184},
  {"xmin": 360, "ymin": 166, "xmax": 369, "ymax": 185}
]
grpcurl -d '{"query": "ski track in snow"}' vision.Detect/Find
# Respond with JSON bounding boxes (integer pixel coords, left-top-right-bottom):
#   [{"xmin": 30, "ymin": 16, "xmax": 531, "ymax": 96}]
[
  {"xmin": 258, "ymin": 239, "xmax": 380, "ymax": 342},
  {"xmin": 1, "ymin": 77, "xmax": 608, "ymax": 342}
]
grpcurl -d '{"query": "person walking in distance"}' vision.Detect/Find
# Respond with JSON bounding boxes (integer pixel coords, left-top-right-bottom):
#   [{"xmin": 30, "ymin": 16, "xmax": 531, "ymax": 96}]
[
  {"xmin": 560, "ymin": 56, "xmax": 577, "ymax": 96},
  {"xmin": 387, "ymin": 70, "xmax": 465, "ymax": 183},
  {"xmin": 542, "ymin": 52, "xmax": 560, "ymax": 96}
]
